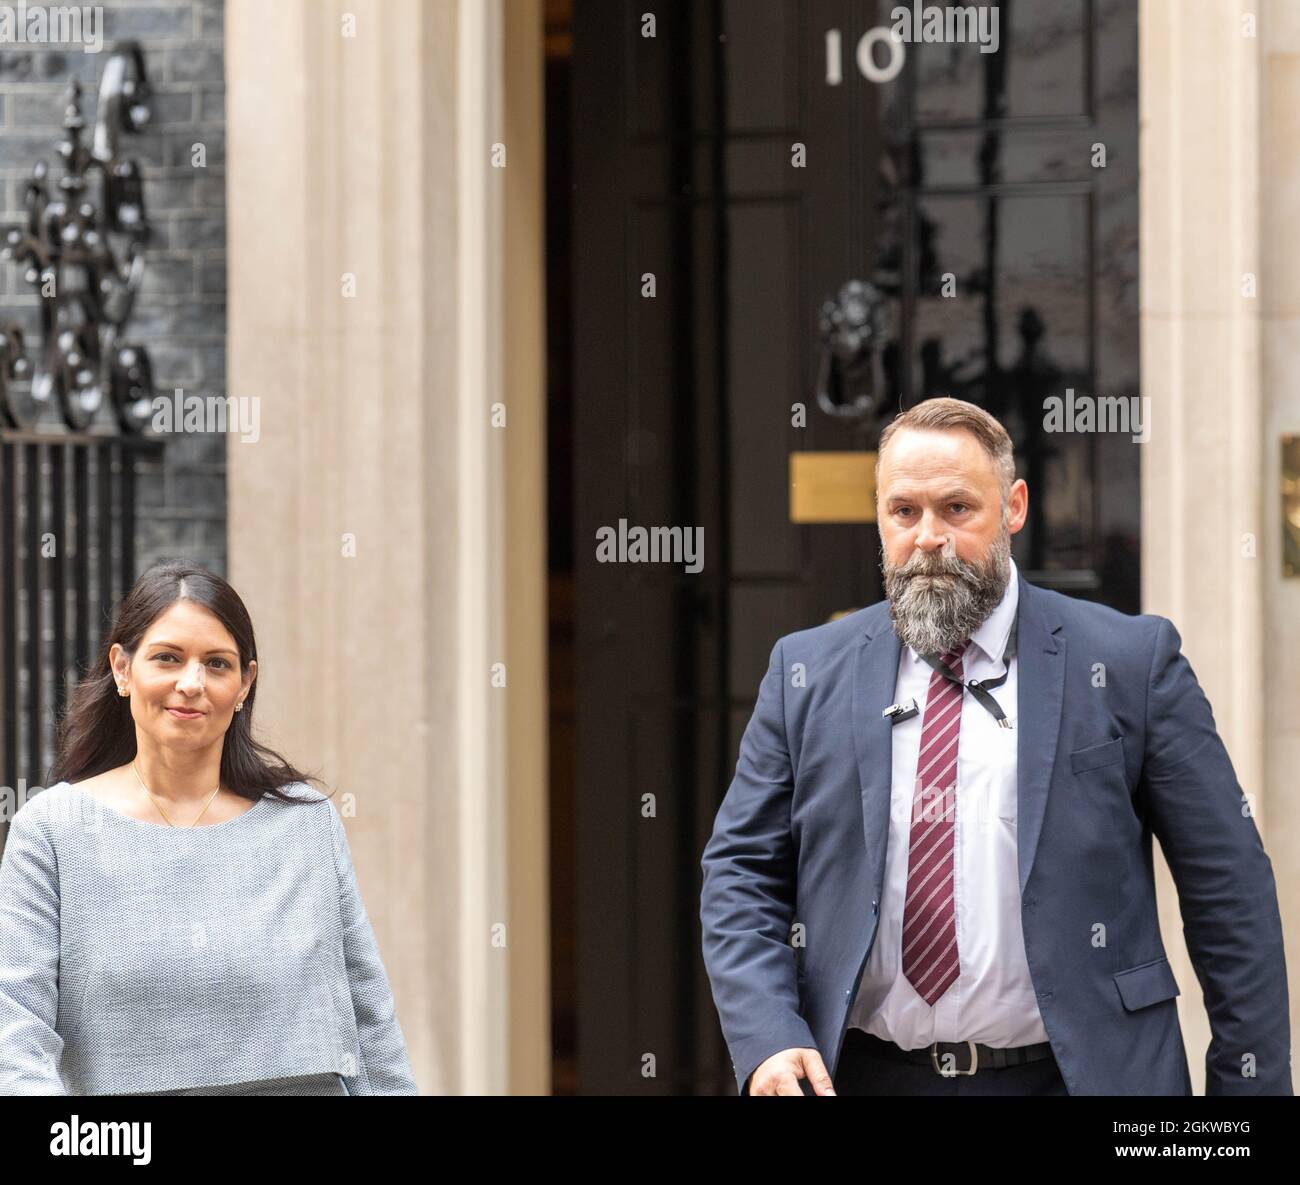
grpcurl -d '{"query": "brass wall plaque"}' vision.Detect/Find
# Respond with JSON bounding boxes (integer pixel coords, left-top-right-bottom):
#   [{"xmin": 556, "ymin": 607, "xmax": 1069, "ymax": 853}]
[
  {"xmin": 789, "ymin": 451, "xmax": 877, "ymax": 523},
  {"xmin": 1284, "ymin": 435, "xmax": 1300, "ymax": 578}
]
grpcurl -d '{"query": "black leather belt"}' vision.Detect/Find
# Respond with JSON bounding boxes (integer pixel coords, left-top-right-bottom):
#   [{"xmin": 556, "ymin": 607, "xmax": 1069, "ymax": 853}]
[{"xmin": 851, "ymin": 1028, "xmax": 1055, "ymax": 1075}]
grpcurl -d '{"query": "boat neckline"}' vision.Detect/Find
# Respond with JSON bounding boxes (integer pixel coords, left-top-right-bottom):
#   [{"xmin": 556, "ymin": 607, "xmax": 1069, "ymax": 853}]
[{"xmin": 56, "ymin": 782, "xmax": 269, "ymax": 831}]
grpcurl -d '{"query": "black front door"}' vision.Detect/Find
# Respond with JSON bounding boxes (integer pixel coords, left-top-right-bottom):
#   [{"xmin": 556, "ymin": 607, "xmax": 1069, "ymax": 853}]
[{"xmin": 570, "ymin": 0, "xmax": 1138, "ymax": 1094}]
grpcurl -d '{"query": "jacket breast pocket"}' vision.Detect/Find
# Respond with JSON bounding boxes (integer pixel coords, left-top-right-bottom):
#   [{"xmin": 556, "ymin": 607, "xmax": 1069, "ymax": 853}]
[
  {"xmin": 1069, "ymin": 736, "xmax": 1125, "ymax": 775},
  {"xmin": 1113, "ymin": 955, "xmax": 1181, "ymax": 1012}
]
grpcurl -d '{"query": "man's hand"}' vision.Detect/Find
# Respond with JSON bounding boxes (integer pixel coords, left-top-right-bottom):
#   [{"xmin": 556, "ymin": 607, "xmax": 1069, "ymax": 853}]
[{"xmin": 747, "ymin": 1047, "xmax": 836, "ymax": 1095}]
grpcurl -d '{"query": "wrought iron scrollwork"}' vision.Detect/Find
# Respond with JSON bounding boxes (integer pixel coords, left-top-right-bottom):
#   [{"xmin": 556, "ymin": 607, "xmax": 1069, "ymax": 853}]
[{"xmin": 0, "ymin": 40, "xmax": 155, "ymax": 434}]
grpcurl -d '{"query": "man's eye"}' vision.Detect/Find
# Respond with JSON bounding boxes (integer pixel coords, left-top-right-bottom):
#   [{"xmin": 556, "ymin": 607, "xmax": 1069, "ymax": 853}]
[
  {"xmin": 949, "ymin": 504, "xmax": 968, "ymax": 514},
  {"xmin": 895, "ymin": 507, "xmax": 913, "ymax": 518}
]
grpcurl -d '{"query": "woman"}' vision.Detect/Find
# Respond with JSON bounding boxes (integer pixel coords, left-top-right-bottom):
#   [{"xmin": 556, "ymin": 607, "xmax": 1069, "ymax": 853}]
[{"xmin": 0, "ymin": 562, "xmax": 418, "ymax": 1095}]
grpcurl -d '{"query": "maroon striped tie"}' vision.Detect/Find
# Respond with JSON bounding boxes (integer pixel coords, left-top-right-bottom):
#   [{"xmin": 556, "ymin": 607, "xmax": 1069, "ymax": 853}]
[{"xmin": 902, "ymin": 639, "xmax": 970, "ymax": 1005}]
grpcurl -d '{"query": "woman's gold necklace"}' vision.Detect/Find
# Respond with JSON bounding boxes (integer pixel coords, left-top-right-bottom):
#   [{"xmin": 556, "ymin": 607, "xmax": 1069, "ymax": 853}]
[{"xmin": 132, "ymin": 760, "xmax": 223, "ymax": 828}]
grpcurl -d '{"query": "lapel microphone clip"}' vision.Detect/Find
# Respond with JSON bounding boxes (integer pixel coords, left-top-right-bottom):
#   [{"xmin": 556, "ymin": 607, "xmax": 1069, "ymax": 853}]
[{"xmin": 882, "ymin": 698, "xmax": 919, "ymax": 724}]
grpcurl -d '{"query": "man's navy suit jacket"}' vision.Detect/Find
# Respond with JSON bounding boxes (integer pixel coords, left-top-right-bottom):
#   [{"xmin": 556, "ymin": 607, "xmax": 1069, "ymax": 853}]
[{"xmin": 700, "ymin": 568, "xmax": 1291, "ymax": 1095}]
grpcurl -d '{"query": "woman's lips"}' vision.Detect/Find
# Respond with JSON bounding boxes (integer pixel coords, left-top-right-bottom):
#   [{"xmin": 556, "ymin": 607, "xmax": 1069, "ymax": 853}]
[{"xmin": 166, "ymin": 707, "xmax": 204, "ymax": 719}]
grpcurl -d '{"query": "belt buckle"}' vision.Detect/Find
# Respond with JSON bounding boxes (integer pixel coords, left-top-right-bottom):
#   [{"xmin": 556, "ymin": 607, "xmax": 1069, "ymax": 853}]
[{"xmin": 931, "ymin": 1039, "xmax": 979, "ymax": 1076}]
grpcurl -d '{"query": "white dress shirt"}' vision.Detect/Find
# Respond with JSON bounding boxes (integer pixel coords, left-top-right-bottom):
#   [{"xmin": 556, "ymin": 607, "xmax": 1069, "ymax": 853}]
[{"xmin": 848, "ymin": 555, "xmax": 1049, "ymax": 1049}]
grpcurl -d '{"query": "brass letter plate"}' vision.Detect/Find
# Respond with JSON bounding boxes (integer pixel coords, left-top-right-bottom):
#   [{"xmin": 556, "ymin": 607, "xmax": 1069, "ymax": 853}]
[{"xmin": 789, "ymin": 451, "xmax": 876, "ymax": 523}]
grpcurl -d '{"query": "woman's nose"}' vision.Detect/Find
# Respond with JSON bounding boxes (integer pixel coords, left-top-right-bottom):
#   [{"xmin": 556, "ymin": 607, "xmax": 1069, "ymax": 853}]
[{"xmin": 175, "ymin": 661, "xmax": 206, "ymax": 692}]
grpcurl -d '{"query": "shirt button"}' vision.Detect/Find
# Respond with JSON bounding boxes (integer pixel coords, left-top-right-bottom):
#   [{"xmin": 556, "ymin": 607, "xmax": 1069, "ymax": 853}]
[{"xmin": 871, "ymin": 899, "xmax": 878, "ymax": 914}]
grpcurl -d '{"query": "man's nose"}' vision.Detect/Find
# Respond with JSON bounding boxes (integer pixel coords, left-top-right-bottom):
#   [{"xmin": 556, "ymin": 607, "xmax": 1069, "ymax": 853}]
[{"xmin": 914, "ymin": 510, "xmax": 950, "ymax": 550}]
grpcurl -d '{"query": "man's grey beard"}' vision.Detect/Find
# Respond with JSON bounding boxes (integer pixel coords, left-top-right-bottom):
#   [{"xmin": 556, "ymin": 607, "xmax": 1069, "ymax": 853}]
[{"xmin": 882, "ymin": 531, "xmax": 1012, "ymax": 657}]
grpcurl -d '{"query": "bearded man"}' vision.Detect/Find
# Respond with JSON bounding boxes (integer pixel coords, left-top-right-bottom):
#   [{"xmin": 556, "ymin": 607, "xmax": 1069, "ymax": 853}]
[{"xmin": 700, "ymin": 396, "xmax": 1291, "ymax": 1097}]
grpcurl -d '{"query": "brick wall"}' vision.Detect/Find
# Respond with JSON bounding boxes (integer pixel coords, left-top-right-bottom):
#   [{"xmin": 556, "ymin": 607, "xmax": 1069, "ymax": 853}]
[{"xmin": 0, "ymin": 0, "xmax": 227, "ymax": 577}]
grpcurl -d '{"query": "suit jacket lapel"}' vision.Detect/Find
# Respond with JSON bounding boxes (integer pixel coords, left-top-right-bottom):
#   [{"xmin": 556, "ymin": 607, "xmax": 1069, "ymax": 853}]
[
  {"xmin": 852, "ymin": 610, "xmax": 901, "ymax": 880},
  {"xmin": 1014, "ymin": 570, "xmax": 1066, "ymax": 897}
]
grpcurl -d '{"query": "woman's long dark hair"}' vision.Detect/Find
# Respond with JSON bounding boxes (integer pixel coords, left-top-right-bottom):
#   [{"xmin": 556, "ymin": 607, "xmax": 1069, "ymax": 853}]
[{"xmin": 48, "ymin": 561, "xmax": 323, "ymax": 805}]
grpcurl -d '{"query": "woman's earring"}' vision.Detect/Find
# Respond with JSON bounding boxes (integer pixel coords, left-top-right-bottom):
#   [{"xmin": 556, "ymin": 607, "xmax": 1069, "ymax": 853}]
[
  {"xmin": 235, "ymin": 700, "xmax": 244, "ymax": 712},
  {"xmin": 117, "ymin": 684, "xmax": 129, "ymax": 697}
]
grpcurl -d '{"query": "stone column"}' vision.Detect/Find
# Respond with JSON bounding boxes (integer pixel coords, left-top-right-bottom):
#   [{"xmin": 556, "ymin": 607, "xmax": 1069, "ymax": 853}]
[
  {"xmin": 1260, "ymin": 0, "xmax": 1300, "ymax": 1093},
  {"xmin": 1141, "ymin": 0, "xmax": 1295, "ymax": 1092},
  {"xmin": 225, "ymin": 0, "xmax": 548, "ymax": 1094}
]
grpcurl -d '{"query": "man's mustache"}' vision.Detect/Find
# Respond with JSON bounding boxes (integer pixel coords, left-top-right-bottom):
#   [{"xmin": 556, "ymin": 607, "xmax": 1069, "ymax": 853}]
[{"xmin": 896, "ymin": 552, "xmax": 975, "ymax": 578}]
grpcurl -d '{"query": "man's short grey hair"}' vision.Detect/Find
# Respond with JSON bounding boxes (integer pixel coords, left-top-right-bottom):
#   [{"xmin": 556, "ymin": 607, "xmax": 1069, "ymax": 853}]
[{"xmin": 875, "ymin": 396, "xmax": 1016, "ymax": 506}]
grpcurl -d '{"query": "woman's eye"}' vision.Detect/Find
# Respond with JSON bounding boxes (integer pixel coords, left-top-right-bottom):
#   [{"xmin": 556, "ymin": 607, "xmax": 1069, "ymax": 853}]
[{"xmin": 152, "ymin": 654, "xmax": 230, "ymax": 669}]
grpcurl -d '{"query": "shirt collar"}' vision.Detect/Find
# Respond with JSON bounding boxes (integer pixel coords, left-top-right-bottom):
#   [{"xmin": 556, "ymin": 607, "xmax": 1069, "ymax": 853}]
[{"xmin": 906, "ymin": 554, "xmax": 1019, "ymax": 665}]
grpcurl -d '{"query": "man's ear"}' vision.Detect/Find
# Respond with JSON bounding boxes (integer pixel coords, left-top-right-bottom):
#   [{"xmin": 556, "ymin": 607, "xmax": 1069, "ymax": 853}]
[{"xmin": 1006, "ymin": 478, "xmax": 1029, "ymax": 533}]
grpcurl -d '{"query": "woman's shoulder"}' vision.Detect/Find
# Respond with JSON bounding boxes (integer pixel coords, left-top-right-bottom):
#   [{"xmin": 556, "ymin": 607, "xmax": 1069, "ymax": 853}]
[
  {"xmin": 263, "ymin": 781, "xmax": 345, "ymax": 829},
  {"xmin": 4, "ymin": 782, "xmax": 80, "ymax": 849},
  {"xmin": 270, "ymin": 780, "xmax": 332, "ymax": 805},
  {"xmin": 261, "ymin": 783, "xmax": 347, "ymax": 857},
  {"xmin": 48, "ymin": 772, "xmax": 137, "ymax": 819},
  {"xmin": 17, "ymin": 781, "xmax": 79, "ymax": 821}
]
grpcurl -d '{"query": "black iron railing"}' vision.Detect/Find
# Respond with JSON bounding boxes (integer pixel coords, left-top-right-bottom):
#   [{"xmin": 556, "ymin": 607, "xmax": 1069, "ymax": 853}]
[
  {"xmin": 0, "ymin": 42, "xmax": 159, "ymax": 800},
  {"xmin": 0, "ymin": 430, "xmax": 161, "ymax": 790}
]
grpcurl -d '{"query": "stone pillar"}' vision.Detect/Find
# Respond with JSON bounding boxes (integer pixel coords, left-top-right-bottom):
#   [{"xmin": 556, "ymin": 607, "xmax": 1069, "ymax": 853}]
[
  {"xmin": 1260, "ymin": 0, "xmax": 1300, "ymax": 1093},
  {"xmin": 225, "ymin": 0, "xmax": 548, "ymax": 1094},
  {"xmin": 1141, "ymin": 0, "xmax": 1295, "ymax": 1092}
]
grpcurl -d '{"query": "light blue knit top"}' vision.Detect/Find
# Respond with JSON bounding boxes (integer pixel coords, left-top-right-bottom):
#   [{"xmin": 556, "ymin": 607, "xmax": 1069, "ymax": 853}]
[{"xmin": 0, "ymin": 781, "xmax": 418, "ymax": 1095}]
